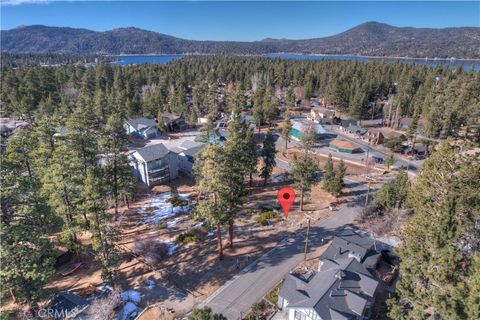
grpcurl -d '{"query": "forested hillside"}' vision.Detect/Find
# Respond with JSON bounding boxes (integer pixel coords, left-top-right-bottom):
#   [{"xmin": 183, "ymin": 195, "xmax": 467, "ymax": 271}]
[
  {"xmin": 1, "ymin": 56, "xmax": 479, "ymax": 139},
  {"xmin": 2, "ymin": 22, "xmax": 480, "ymax": 58}
]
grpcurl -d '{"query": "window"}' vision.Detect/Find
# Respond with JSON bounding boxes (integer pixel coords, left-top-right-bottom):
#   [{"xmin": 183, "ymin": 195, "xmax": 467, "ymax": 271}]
[{"xmin": 294, "ymin": 310, "xmax": 306, "ymax": 320}]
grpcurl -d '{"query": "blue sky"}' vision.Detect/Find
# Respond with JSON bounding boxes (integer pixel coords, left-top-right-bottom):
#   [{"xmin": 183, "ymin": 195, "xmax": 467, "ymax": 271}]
[{"xmin": 1, "ymin": 1, "xmax": 479, "ymax": 41}]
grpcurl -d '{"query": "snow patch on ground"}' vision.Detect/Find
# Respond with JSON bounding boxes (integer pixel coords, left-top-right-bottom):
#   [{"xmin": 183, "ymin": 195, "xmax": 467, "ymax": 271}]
[
  {"xmin": 166, "ymin": 242, "xmax": 178, "ymax": 256},
  {"xmin": 207, "ymin": 231, "xmax": 215, "ymax": 237},
  {"xmin": 120, "ymin": 290, "xmax": 141, "ymax": 304},
  {"xmin": 119, "ymin": 302, "xmax": 139, "ymax": 320},
  {"xmin": 138, "ymin": 192, "xmax": 191, "ymax": 225},
  {"xmin": 145, "ymin": 279, "xmax": 156, "ymax": 290},
  {"xmin": 192, "ymin": 222, "xmax": 204, "ymax": 228},
  {"xmin": 166, "ymin": 217, "xmax": 182, "ymax": 228}
]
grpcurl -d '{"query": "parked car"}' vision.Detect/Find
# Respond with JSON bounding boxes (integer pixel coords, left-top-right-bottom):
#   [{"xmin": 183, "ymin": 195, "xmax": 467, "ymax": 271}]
[{"xmin": 372, "ymin": 156, "xmax": 384, "ymax": 164}]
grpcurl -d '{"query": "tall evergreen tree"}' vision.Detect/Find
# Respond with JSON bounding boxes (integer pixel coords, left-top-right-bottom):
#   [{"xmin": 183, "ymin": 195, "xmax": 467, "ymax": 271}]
[
  {"xmin": 388, "ymin": 142, "xmax": 480, "ymax": 319},
  {"xmin": 194, "ymin": 144, "xmax": 231, "ymax": 260},
  {"xmin": 260, "ymin": 130, "xmax": 276, "ymax": 186},
  {"xmin": 81, "ymin": 169, "xmax": 120, "ymax": 284},
  {"xmin": 291, "ymin": 154, "xmax": 318, "ymax": 211},
  {"xmin": 0, "ymin": 156, "xmax": 55, "ymax": 307},
  {"xmin": 280, "ymin": 108, "xmax": 293, "ymax": 155},
  {"xmin": 330, "ymin": 160, "xmax": 346, "ymax": 197},
  {"xmin": 300, "ymin": 125, "xmax": 316, "ymax": 153},
  {"xmin": 323, "ymin": 154, "xmax": 335, "ymax": 192},
  {"xmin": 101, "ymin": 113, "xmax": 135, "ymax": 218}
]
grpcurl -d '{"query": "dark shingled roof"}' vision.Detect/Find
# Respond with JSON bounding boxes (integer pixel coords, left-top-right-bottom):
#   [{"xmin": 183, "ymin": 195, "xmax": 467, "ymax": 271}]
[
  {"xmin": 280, "ymin": 257, "xmax": 379, "ymax": 320},
  {"xmin": 126, "ymin": 117, "xmax": 157, "ymax": 130},
  {"xmin": 134, "ymin": 143, "xmax": 170, "ymax": 162},
  {"xmin": 321, "ymin": 229, "xmax": 375, "ymax": 263},
  {"xmin": 48, "ymin": 291, "xmax": 89, "ymax": 319}
]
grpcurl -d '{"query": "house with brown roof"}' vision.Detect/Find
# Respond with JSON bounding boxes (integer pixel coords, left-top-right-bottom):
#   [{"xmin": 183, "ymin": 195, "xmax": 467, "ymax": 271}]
[{"xmin": 329, "ymin": 139, "xmax": 362, "ymax": 154}]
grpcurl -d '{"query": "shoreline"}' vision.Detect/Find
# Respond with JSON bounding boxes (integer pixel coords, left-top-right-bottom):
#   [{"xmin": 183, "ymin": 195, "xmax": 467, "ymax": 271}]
[{"xmin": 106, "ymin": 53, "xmax": 480, "ymax": 62}]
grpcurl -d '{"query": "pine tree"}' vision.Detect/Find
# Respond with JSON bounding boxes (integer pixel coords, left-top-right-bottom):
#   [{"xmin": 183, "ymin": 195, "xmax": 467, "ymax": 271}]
[
  {"xmin": 323, "ymin": 154, "xmax": 334, "ymax": 192},
  {"xmin": 385, "ymin": 153, "xmax": 395, "ymax": 170},
  {"xmin": 330, "ymin": 160, "xmax": 346, "ymax": 197},
  {"xmin": 280, "ymin": 108, "xmax": 293, "ymax": 155},
  {"xmin": 41, "ymin": 142, "xmax": 84, "ymax": 249},
  {"xmin": 244, "ymin": 128, "xmax": 258, "ymax": 187},
  {"xmin": 102, "ymin": 113, "xmax": 135, "ymax": 218},
  {"xmin": 222, "ymin": 116, "xmax": 248, "ymax": 249},
  {"xmin": 199, "ymin": 116, "xmax": 215, "ymax": 143},
  {"xmin": 291, "ymin": 154, "xmax": 318, "ymax": 211},
  {"xmin": 388, "ymin": 142, "xmax": 480, "ymax": 319},
  {"xmin": 260, "ymin": 130, "xmax": 276, "ymax": 186},
  {"xmin": 193, "ymin": 144, "xmax": 231, "ymax": 260},
  {"xmin": 81, "ymin": 169, "xmax": 120, "ymax": 284},
  {"xmin": 0, "ymin": 156, "xmax": 55, "ymax": 307},
  {"xmin": 300, "ymin": 125, "xmax": 316, "ymax": 153},
  {"xmin": 286, "ymin": 87, "xmax": 296, "ymax": 108}
]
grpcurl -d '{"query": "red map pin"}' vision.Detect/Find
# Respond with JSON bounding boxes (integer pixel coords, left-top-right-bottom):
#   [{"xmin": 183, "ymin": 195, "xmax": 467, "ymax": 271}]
[{"xmin": 277, "ymin": 187, "xmax": 295, "ymax": 219}]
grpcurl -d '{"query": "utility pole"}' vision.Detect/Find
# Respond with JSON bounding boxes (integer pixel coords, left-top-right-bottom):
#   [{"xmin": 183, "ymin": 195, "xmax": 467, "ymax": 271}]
[
  {"xmin": 303, "ymin": 211, "xmax": 313, "ymax": 261},
  {"xmin": 363, "ymin": 179, "xmax": 372, "ymax": 218}
]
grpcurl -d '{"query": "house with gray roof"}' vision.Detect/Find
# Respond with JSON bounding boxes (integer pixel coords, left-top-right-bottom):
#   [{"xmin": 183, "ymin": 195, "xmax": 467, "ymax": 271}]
[
  {"xmin": 321, "ymin": 229, "xmax": 381, "ymax": 272},
  {"xmin": 125, "ymin": 117, "xmax": 158, "ymax": 140},
  {"xmin": 130, "ymin": 143, "xmax": 179, "ymax": 186},
  {"xmin": 162, "ymin": 112, "xmax": 187, "ymax": 132},
  {"xmin": 278, "ymin": 257, "xmax": 379, "ymax": 320},
  {"xmin": 278, "ymin": 229, "xmax": 381, "ymax": 320},
  {"xmin": 168, "ymin": 140, "xmax": 206, "ymax": 176}
]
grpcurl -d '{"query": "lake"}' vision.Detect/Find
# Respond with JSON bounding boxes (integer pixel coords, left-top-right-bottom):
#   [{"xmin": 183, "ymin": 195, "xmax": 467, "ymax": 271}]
[{"xmin": 112, "ymin": 54, "xmax": 480, "ymax": 71}]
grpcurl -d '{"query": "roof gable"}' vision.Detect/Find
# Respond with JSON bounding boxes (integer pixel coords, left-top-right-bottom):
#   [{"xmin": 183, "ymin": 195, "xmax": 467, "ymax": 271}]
[
  {"xmin": 134, "ymin": 143, "xmax": 169, "ymax": 162},
  {"xmin": 126, "ymin": 117, "xmax": 157, "ymax": 130}
]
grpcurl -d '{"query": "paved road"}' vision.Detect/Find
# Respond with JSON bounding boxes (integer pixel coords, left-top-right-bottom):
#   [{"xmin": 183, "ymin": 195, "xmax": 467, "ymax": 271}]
[
  {"xmin": 201, "ymin": 181, "xmax": 367, "ymax": 319},
  {"xmin": 273, "ymin": 127, "xmax": 422, "ymax": 175}
]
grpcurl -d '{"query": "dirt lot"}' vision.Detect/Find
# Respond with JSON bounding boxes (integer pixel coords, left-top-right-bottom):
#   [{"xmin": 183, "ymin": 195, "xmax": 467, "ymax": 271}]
[{"xmin": 3, "ymin": 157, "xmax": 366, "ymax": 319}]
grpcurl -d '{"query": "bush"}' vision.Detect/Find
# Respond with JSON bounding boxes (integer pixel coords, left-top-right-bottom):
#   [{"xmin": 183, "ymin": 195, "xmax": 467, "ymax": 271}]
[
  {"xmin": 167, "ymin": 197, "xmax": 189, "ymax": 207},
  {"xmin": 244, "ymin": 303, "xmax": 265, "ymax": 320},
  {"xmin": 176, "ymin": 227, "xmax": 206, "ymax": 244},
  {"xmin": 254, "ymin": 211, "xmax": 279, "ymax": 226},
  {"xmin": 265, "ymin": 282, "xmax": 283, "ymax": 306},
  {"xmin": 243, "ymin": 209, "xmax": 255, "ymax": 215},
  {"xmin": 188, "ymin": 307, "xmax": 226, "ymax": 320},
  {"xmin": 133, "ymin": 236, "xmax": 169, "ymax": 265},
  {"xmin": 384, "ymin": 138, "xmax": 404, "ymax": 153}
]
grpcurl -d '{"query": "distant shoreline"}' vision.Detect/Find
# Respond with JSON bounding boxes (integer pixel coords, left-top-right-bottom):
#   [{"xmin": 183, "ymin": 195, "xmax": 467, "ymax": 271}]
[{"xmin": 107, "ymin": 53, "xmax": 480, "ymax": 62}]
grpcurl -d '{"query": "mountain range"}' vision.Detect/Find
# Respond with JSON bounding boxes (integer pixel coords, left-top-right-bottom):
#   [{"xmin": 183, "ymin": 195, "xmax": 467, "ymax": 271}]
[{"xmin": 1, "ymin": 22, "xmax": 479, "ymax": 59}]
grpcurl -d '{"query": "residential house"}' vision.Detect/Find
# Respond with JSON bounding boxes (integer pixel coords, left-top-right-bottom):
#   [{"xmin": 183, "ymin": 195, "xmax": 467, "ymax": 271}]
[
  {"xmin": 162, "ymin": 112, "xmax": 187, "ymax": 132},
  {"xmin": 308, "ymin": 107, "xmax": 335, "ymax": 123},
  {"xmin": 320, "ymin": 229, "xmax": 381, "ymax": 272},
  {"xmin": 329, "ymin": 139, "xmax": 362, "ymax": 154},
  {"xmin": 359, "ymin": 119, "xmax": 384, "ymax": 128},
  {"xmin": 345, "ymin": 124, "xmax": 367, "ymax": 138},
  {"xmin": 47, "ymin": 291, "xmax": 90, "ymax": 319},
  {"xmin": 290, "ymin": 119, "xmax": 326, "ymax": 141},
  {"xmin": 278, "ymin": 229, "xmax": 381, "ymax": 320},
  {"xmin": 169, "ymin": 140, "xmax": 206, "ymax": 176},
  {"xmin": 365, "ymin": 128, "xmax": 384, "ymax": 145},
  {"xmin": 130, "ymin": 143, "xmax": 179, "ymax": 186},
  {"xmin": 125, "ymin": 117, "xmax": 158, "ymax": 140}
]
